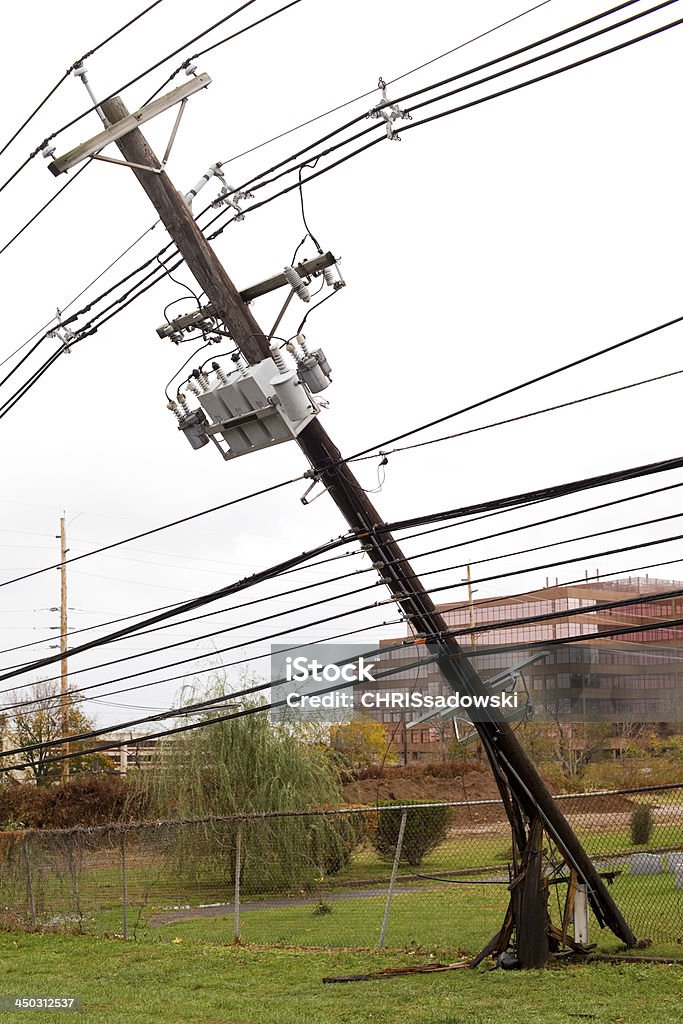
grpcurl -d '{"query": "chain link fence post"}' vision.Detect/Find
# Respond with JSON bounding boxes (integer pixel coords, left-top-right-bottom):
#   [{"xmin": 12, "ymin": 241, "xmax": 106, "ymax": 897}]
[
  {"xmin": 377, "ymin": 808, "xmax": 408, "ymax": 949},
  {"xmin": 22, "ymin": 835, "xmax": 36, "ymax": 929},
  {"xmin": 120, "ymin": 830, "xmax": 128, "ymax": 940},
  {"xmin": 233, "ymin": 824, "xmax": 242, "ymax": 943}
]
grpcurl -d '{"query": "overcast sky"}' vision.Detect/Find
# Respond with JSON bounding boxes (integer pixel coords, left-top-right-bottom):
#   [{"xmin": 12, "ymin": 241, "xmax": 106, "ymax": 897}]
[{"xmin": 1, "ymin": 0, "xmax": 683, "ymax": 729}]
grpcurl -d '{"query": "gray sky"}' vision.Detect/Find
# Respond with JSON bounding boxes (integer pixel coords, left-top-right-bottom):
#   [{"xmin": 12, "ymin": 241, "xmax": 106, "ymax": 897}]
[{"xmin": 1, "ymin": 0, "xmax": 683, "ymax": 727}]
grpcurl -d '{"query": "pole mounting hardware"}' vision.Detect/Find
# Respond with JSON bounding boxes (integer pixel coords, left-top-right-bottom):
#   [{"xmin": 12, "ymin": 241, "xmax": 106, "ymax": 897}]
[{"xmin": 48, "ymin": 73, "xmax": 212, "ymax": 176}]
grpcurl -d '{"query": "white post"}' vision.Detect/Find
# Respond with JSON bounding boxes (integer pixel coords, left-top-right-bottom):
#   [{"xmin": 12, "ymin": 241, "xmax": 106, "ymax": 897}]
[
  {"xmin": 377, "ymin": 810, "xmax": 408, "ymax": 949},
  {"xmin": 233, "ymin": 826, "xmax": 242, "ymax": 943},
  {"xmin": 573, "ymin": 882, "xmax": 590, "ymax": 944}
]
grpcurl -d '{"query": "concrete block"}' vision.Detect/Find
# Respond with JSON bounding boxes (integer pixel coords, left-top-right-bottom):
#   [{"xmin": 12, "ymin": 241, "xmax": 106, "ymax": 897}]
[{"xmin": 630, "ymin": 853, "xmax": 664, "ymax": 875}]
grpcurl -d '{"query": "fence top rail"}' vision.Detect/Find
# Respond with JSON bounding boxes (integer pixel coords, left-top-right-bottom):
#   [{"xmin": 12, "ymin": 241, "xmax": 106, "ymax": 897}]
[{"xmin": 1, "ymin": 781, "xmax": 681, "ymax": 840}]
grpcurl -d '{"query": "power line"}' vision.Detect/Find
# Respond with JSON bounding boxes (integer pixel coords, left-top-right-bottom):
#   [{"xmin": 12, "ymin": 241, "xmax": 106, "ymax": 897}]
[
  {"xmin": 5, "ymin": 506, "xmax": 683, "ymax": 698},
  {"xmin": 383, "ymin": 454, "xmax": 683, "ymax": 536},
  {"xmin": 214, "ymin": 0, "xmax": 558, "ymax": 168},
  {"xmin": 3, "ymin": 446, "xmax": 683, "ymax": 683},
  {"xmin": 143, "ymin": 0, "xmax": 308, "ymax": 103},
  {"xmin": 0, "ymin": 159, "xmax": 91, "ymax": 258},
  {"xmin": 349, "ymin": 368, "xmax": 683, "ymax": 463},
  {"xmin": 216, "ymin": 0, "xmax": 651, "ymax": 207},
  {"xmin": 10, "ymin": 544, "xmax": 683, "ymax": 720},
  {"xmin": 205, "ymin": 0, "xmax": 681, "ymax": 237},
  {"xmin": 0, "ymin": 0, "xmax": 167, "ymax": 161},
  {"xmin": 25, "ymin": 0, "xmax": 286, "ymax": 157},
  {"xmin": 6, "ymin": 604, "xmax": 683, "ymax": 773},
  {"xmin": 3, "ymin": 284, "xmax": 683, "ymax": 589},
  {"xmin": 1, "ymin": 3, "xmax": 678, "ymax": 411},
  {"xmin": 0, "ymin": 0, "xmax": 556, "ymax": 378},
  {"xmin": 0, "ymin": 476, "xmax": 305, "ymax": 590},
  {"xmin": 0, "ymin": 530, "xmax": 355, "ymax": 684}
]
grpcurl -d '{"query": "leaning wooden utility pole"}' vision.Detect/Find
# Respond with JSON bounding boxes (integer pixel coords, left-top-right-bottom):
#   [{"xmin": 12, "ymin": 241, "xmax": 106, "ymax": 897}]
[
  {"xmin": 95, "ymin": 92, "xmax": 636, "ymax": 960},
  {"xmin": 59, "ymin": 515, "xmax": 69, "ymax": 779}
]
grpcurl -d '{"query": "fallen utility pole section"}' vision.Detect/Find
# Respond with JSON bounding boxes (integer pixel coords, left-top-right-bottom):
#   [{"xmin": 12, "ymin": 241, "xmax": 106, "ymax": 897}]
[{"xmin": 91, "ymin": 88, "xmax": 636, "ymax": 966}]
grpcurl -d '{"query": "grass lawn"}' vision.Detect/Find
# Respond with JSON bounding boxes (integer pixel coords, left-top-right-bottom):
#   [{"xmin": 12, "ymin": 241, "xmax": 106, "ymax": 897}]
[{"xmin": 0, "ymin": 935, "xmax": 682, "ymax": 1024}]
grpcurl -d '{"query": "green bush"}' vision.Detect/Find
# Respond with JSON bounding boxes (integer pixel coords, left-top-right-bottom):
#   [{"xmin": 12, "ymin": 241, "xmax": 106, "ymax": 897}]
[
  {"xmin": 630, "ymin": 803, "xmax": 653, "ymax": 845},
  {"xmin": 371, "ymin": 802, "xmax": 450, "ymax": 867}
]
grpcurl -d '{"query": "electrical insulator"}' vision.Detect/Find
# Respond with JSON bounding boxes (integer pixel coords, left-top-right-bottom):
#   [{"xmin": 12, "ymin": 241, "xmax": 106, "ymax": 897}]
[
  {"xmin": 167, "ymin": 400, "xmax": 182, "ymax": 422},
  {"xmin": 231, "ymin": 352, "xmax": 249, "ymax": 378},
  {"xmin": 323, "ymin": 266, "xmax": 335, "ymax": 287},
  {"xmin": 193, "ymin": 369, "xmax": 211, "ymax": 391},
  {"xmin": 186, "ymin": 380, "xmax": 201, "ymax": 398},
  {"xmin": 212, "ymin": 361, "xmax": 229, "ymax": 385},
  {"xmin": 283, "ymin": 266, "xmax": 311, "ymax": 303},
  {"xmin": 41, "ymin": 142, "xmax": 56, "ymax": 160},
  {"xmin": 285, "ymin": 342, "xmax": 304, "ymax": 365},
  {"xmin": 269, "ymin": 342, "xmax": 289, "ymax": 375},
  {"xmin": 177, "ymin": 393, "xmax": 190, "ymax": 415},
  {"xmin": 297, "ymin": 334, "xmax": 310, "ymax": 357}
]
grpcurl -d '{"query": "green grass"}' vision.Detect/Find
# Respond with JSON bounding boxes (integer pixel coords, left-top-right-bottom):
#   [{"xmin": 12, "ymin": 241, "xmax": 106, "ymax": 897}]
[
  {"xmin": 1, "ymin": 934, "xmax": 682, "ymax": 1024},
  {"xmin": 145, "ymin": 877, "xmax": 682, "ymax": 956}
]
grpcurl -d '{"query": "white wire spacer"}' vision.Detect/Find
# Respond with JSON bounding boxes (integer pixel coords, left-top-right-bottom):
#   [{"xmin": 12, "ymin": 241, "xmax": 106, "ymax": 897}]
[
  {"xmin": 283, "ymin": 266, "xmax": 311, "ymax": 303},
  {"xmin": 368, "ymin": 76, "xmax": 412, "ymax": 140}
]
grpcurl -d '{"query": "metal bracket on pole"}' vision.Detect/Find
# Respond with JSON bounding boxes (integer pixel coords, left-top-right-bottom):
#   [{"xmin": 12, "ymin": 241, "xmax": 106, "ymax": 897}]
[
  {"xmin": 48, "ymin": 73, "xmax": 212, "ymax": 176},
  {"xmin": 156, "ymin": 252, "xmax": 340, "ymax": 340}
]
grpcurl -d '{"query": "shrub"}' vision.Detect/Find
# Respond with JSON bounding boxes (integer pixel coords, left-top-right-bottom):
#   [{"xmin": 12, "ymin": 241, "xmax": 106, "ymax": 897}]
[
  {"xmin": 370, "ymin": 802, "xmax": 450, "ymax": 867},
  {"xmin": 630, "ymin": 803, "xmax": 653, "ymax": 845},
  {"xmin": 0, "ymin": 775, "xmax": 146, "ymax": 830}
]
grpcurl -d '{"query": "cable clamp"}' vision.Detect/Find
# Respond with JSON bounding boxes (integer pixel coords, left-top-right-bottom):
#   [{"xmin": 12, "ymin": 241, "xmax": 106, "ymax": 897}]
[
  {"xmin": 210, "ymin": 174, "xmax": 254, "ymax": 218},
  {"xmin": 368, "ymin": 77, "xmax": 411, "ymax": 140},
  {"xmin": 46, "ymin": 309, "xmax": 76, "ymax": 353}
]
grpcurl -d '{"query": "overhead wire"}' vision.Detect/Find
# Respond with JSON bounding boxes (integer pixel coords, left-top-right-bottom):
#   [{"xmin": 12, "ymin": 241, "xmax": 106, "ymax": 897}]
[
  {"xmin": 0, "ymin": 0, "xmax": 167, "ymax": 159},
  {"xmin": 348, "ymin": 368, "xmax": 683, "ymax": 464},
  {"xmin": 1, "ymin": 2, "xmax": 680, "ymax": 412},
  {"xmin": 4, "ymin": 506, "xmax": 683, "ymax": 697},
  {"xmin": 6, "ymin": 604, "xmax": 683, "ymax": 773},
  {"xmin": 8, "ymin": 547, "xmax": 683, "ymax": 720}
]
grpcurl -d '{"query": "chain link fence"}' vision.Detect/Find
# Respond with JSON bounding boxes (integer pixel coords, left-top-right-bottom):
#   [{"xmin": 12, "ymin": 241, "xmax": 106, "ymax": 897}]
[{"xmin": 1, "ymin": 783, "xmax": 681, "ymax": 953}]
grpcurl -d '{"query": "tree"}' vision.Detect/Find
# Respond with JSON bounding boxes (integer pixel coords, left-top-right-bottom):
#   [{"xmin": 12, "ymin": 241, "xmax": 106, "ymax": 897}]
[
  {"xmin": 139, "ymin": 686, "xmax": 363, "ymax": 890},
  {"xmin": 8, "ymin": 682, "xmax": 112, "ymax": 784},
  {"xmin": 330, "ymin": 720, "xmax": 390, "ymax": 768}
]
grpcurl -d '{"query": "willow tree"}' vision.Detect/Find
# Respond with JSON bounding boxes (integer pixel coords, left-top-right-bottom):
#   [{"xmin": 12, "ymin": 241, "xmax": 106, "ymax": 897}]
[{"xmin": 140, "ymin": 699, "xmax": 363, "ymax": 893}]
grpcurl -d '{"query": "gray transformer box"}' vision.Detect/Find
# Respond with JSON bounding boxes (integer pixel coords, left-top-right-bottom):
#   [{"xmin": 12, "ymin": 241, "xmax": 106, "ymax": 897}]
[{"xmin": 197, "ymin": 355, "xmax": 319, "ymax": 460}]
